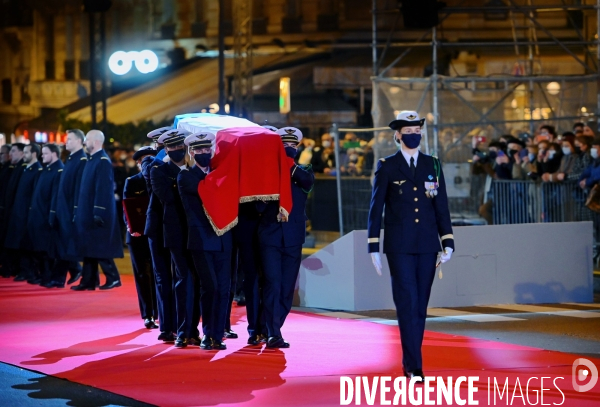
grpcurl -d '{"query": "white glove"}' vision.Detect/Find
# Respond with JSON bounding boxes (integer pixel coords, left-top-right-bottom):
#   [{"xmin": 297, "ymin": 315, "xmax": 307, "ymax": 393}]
[
  {"xmin": 370, "ymin": 253, "xmax": 383, "ymax": 276},
  {"xmin": 440, "ymin": 247, "xmax": 453, "ymax": 264}
]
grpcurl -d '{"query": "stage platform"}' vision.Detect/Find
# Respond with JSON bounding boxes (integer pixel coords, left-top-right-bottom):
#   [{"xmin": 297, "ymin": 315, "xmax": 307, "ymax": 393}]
[{"xmin": 0, "ymin": 275, "xmax": 599, "ymax": 406}]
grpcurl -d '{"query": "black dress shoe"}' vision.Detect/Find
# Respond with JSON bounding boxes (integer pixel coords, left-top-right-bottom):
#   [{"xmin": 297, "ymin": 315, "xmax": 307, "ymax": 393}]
[
  {"xmin": 70, "ymin": 284, "xmax": 95, "ymax": 291},
  {"xmin": 41, "ymin": 281, "xmax": 65, "ymax": 289},
  {"xmin": 13, "ymin": 275, "xmax": 28, "ymax": 282},
  {"xmin": 174, "ymin": 337, "xmax": 187, "ymax": 348},
  {"xmin": 266, "ymin": 336, "xmax": 290, "ymax": 349},
  {"xmin": 224, "ymin": 329, "xmax": 238, "ymax": 339},
  {"xmin": 200, "ymin": 336, "xmax": 213, "ymax": 350},
  {"xmin": 99, "ymin": 280, "xmax": 121, "ymax": 290},
  {"xmin": 236, "ymin": 294, "xmax": 246, "ymax": 306},
  {"xmin": 27, "ymin": 278, "xmax": 42, "ymax": 285},
  {"xmin": 157, "ymin": 332, "xmax": 175, "ymax": 342},
  {"xmin": 66, "ymin": 272, "xmax": 82, "ymax": 285},
  {"xmin": 188, "ymin": 336, "xmax": 202, "ymax": 346},
  {"xmin": 247, "ymin": 335, "xmax": 262, "ymax": 345},
  {"xmin": 211, "ymin": 339, "xmax": 227, "ymax": 350},
  {"xmin": 144, "ymin": 317, "xmax": 159, "ymax": 329},
  {"xmin": 403, "ymin": 368, "xmax": 425, "ymax": 382}
]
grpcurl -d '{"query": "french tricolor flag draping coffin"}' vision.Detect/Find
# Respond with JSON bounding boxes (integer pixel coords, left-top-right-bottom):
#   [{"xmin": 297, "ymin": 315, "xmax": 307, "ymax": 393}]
[{"xmin": 176, "ymin": 113, "xmax": 293, "ymax": 236}]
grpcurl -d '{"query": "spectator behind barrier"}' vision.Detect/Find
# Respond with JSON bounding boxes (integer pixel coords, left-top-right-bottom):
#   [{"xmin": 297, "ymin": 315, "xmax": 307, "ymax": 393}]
[
  {"xmin": 542, "ymin": 137, "xmax": 576, "ymax": 182},
  {"xmin": 310, "ymin": 133, "xmax": 335, "ymax": 174},
  {"xmin": 493, "ymin": 137, "xmax": 514, "ymax": 180},
  {"xmin": 297, "ymin": 138, "xmax": 315, "ymax": 166},
  {"xmin": 568, "ymin": 136, "xmax": 593, "ymax": 182},
  {"xmin": 579, "ymin": 137, "xmax": 600, "ymax": 189},
  {"xmin": 535, "ymin": 124, "xmax": 558, "ymax": 143},
  {"xmin": 583, "ymin": 125, "xmax": 596, "ymax": 138},
  {"xmin": 538, "ymin": 141, "xmax": 562, "ymax": 175},
  {"xmin": 513, "ymin": 144, "xmax": 538, "ymax": 180}
]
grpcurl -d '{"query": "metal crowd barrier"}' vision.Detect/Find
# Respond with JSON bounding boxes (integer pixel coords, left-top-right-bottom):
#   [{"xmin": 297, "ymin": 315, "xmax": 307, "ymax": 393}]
[{"xmin": 491, "ymin": 180, "xmax": 595, "ymax": 225}]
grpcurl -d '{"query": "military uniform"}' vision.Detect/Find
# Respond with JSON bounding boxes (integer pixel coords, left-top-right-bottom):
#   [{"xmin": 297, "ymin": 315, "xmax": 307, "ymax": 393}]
[
  {"xmin": 367, "ymin": 111, "xmax": 454, "ymax": 378},
  {"xmin": 143, "ymin": 127, "xmax": 176, "ymax": 340},
  {"xmin": 50, "ymin": 148, "xmax": 87, "ymax": 286},
  {"xmin": 28, "ymin": 159, "xmax": 64, "ymax": 284},
  {"xmin": 0, "ymin": 159, "xmax": 26, "ymax": 277},
  {"xmin": 0, "ymin": 159, "xmax": 16, "ymax": 277},
  {"xmin": 151, "ymin": 129, "xmax": 199, "ymax": 346},
  {"xmin": 71, "ymin": 149, "xmax": 123, "ymax": 289},
  {"xmin": 178, "ymin": 131, "xmax": 233, "ymax": 349},
  {"xmin": 123, "ymin": 162, "xmax": 158, "ymax": 326},
  {"xmin": 258, "ymin": 127, "xmax": 315, "ymax": 348}
]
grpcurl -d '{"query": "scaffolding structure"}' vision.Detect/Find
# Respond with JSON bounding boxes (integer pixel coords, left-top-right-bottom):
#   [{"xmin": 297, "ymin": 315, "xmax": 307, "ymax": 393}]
[
  {"xmin": 88, "ymin": 11, "xmax": 108, "ymax": 131},
  {"xmin": 370, "ymin": 1, "xmax": 600, "ymax": 160},
  {"xmin": 232, "ymin": 0, "xmax": 253, "ymax": 119}
]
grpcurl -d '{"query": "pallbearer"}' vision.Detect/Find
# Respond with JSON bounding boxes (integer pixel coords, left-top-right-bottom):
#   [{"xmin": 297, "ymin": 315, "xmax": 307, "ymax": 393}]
[
  {"xmin": 367, "ymin": 111, "xmax": 455, "ymax": 382},
  {"xmin": 178, "ymin": 131, "xmax": 232, "ymax": 350},
  {"xmin": 258, "ymin": 127, "xmax": 314, "ymax": 349}
]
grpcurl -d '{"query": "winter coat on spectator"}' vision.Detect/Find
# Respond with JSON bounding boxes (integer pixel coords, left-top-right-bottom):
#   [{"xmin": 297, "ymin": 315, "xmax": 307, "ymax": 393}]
[
  {"xmin": 579, "ymin": 158, "xmax": 600, "ymax": 188},
  {"xmin": 567, "ymin": 152, "xmax": 593, "ymax": 182}
]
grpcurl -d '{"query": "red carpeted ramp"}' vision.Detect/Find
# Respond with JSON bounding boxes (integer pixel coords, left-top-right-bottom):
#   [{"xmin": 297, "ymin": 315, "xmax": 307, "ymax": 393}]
[{"xmin": 0, "ymin": 276, "xmax": 598, "ymax": 406}]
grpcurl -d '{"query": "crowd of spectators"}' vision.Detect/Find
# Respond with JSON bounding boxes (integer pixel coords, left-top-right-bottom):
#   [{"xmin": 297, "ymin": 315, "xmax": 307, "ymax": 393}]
[{"xmin": 469, "ymin": 122, "xmax": 600, "ymax": 223}]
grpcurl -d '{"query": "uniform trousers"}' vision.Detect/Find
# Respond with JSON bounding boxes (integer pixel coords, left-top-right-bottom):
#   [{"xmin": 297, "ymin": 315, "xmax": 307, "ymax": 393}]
[
  {"xmin": 260, "ymin": 244, "xmax": 302, "ymax": 338},
  {"xmin": 386, "ymin": 252, "xmax": 437, "ymax": 372},
  {"xmin": 169, "ymin": 246, "xmax": 200, "ymax": 339},
  {"xmin": 148, "ymin": 237, "xmax": 175, "ymax": 334},
  {"xmin": 80, "ymin": 257, "xmax": 120, "ymax": 287},
  {"xmin": 50, "ymin": 259, "xmax": 82, "ymax": 285},
  {"xmin": 191, "ymin": 249, "xmax": 231, "ymax": 340},
  {"xmin": 238, "ymin": 239, "xmax": 265, "ymax": 337},
  {"xmin": 128, "ymin": 236, "xmax": 157, "ymax": 320}
]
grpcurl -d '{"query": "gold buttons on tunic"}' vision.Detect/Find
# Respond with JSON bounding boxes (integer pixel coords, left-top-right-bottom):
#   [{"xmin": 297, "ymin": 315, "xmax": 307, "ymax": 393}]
[
  {"xmin": 414, "ymin": 198, "xmax": 418, "ymax": 202},
  {"xmin": 415, "ymin": 208, "xmax": 419, "ymax": 212},
  {"xmin": 413, "ymin": 187, "xmax": 417, "ymax": 191},
  {"xmin": 415, "ymin": 219, "xmax": 419, "ymax": 223}
]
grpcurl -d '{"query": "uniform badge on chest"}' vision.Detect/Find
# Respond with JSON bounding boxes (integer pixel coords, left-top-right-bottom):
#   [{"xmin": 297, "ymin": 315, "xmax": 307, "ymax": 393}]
[{"xmin": 424, "ymin": 181, "xmax": 439, "ymax": 198}]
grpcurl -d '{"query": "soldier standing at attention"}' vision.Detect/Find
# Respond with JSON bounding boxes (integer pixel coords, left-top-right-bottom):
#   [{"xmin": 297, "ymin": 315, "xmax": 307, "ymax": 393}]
[
  {"xmin": 71, "ymin": 130, "xmax": 123, "ymax": 290},
  {"xmin": 367, "ymin": 111, "xmax": 455, "ymax": 382}
]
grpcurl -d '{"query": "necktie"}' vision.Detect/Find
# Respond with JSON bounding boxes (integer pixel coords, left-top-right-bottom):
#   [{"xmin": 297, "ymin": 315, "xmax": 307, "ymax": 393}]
[{"xmin": 410, "ymin": 157, "xmax": 416, "ymax": 177}]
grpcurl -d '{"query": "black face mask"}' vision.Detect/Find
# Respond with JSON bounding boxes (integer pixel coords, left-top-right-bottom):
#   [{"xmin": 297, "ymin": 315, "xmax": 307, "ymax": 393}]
[
  {"xmin": 167, "ymin": 149, "xmax": 186, "ymax": 163},
  {"xmin": 508, "ymin": 149, "xmax": 518, "ymax": 157},
  {"xmin": 488, "ymin": 151, "xmax": 498, "ymax": 160},
  {"xmin": 194, "ymin": 153, "xmax": 211, "ymax": 168},
  {"xmin": 284, "ymin": 146, "xmax": 298, "ymax": 159}
]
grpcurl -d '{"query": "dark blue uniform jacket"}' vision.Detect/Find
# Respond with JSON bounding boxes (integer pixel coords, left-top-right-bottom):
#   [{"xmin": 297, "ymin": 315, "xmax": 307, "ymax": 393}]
[
  {"xmin": 123, "ymin": 172, "xmax": 149, "ymax": 245},
  {"xmin": 178, "ymin": 165, "xmax": 232, "ymax": 252},
  {"xmin": 367, "ymin": 152, "xmax": 455, "ymax": 254}
]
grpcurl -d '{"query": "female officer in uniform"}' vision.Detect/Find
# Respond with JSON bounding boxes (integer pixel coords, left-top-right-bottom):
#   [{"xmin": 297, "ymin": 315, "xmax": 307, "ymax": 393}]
[{"xmin": 367, "ymin": 111, "xmax": 455, "ymax": 381}]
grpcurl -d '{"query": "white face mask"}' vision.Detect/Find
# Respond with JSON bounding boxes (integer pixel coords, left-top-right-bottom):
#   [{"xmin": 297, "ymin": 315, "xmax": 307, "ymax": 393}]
[
  {"xmin": 528, "ymin": 153, "xmax": 535, "ymax": 162},
  {"xmin": 562, "ymin": 147, "xmax": 572, "ymax": 156},
  {"xmin": 548, "ymin": 150, "xmax": 556, "ymax": 159},
  {"xmin": 591, "ymin": 148, "xmax": 599, "ymax": 159},
  {"xmin": 322, "ymin": 141, "xmax": 331, "ymax": 148}
]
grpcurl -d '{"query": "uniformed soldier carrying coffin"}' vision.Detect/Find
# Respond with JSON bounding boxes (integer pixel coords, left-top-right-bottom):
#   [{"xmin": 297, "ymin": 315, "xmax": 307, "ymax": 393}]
[{"xmin": 367, "ymin": 111, "xmax": 455, "ymax": 382}]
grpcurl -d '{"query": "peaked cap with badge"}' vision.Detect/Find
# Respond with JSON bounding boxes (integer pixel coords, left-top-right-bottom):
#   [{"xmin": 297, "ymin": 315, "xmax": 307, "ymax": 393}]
[
  {"xmin": 158, "ymin": 129, "xmax": 190, "ymax": 146},
  {"xmin": 147, "ymin": 127, "xmax": 172, "ymax": 142},
  {"xmin": 276, "ymin": 127, "xmax": 303, "ymax": 145},
  {"xmin": 185, "ymin": 131, "xmax": 216, "ymax": 149},
  {"xmin": 389, "ymin": 110, "xmax": 425, "ymax": 130}
]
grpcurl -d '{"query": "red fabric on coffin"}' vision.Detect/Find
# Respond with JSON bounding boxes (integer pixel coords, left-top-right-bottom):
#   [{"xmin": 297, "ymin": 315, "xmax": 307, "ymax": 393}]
[{"xmin": 198, "ymin": 127, "xmax": 293, "ymax": 235}]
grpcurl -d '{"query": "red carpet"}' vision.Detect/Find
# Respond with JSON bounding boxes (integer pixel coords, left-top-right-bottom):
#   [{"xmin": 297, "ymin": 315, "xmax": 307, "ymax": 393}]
[{"xmin": 0, "ymin": 276, "xmax": 599, "ymax": 406}]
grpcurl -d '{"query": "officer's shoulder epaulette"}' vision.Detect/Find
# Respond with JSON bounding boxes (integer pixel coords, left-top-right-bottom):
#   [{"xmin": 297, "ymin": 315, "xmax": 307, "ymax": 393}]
[
  {"xmin": 379, "ymin": 158, "xmax": 386, "ymax": 162},
  {"xmin": 80, "ymin": 157, "xmax": 87, "ymax": 160},
  {"xmin": 38, "ymin": 168, "xmax": 43, "ymax": 171},
  {"xmin": 100, "ymin": 156, "xmax": 110, "ymax": 160},
  {"xmin": 58, "ymin": 169, "xmax": 63, "ymax": 172}
]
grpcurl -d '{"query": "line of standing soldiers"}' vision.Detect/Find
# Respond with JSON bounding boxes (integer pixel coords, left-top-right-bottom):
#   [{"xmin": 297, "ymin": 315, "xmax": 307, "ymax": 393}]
[
  {"xmin": 0, "ymin": 130, "xmax": 123, "ymax": 289},
  {"xmin": 124, "ymin": 125, "xmax": 314, "ymax": 350}
]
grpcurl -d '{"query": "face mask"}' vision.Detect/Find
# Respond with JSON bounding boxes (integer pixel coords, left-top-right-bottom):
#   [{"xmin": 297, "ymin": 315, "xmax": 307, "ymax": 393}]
[
  {"xmin": 592, "ymin": 148, "xmax": 599, "ymax": 159},
  {"xmin": 194, "ymin": 153, "xmax": 211, "ymax": 167},
  {"xmin": 322, "ymin": 141, "xmax": 331, "ymax": 148},
  {"xmin": 508, "ymin": 149, "xmax": 518, "ymax": 157},
  {"xmin": 562, "ymin": 147, "xmax": 572, "ymax": 156},
  {"xmin": 349, "ymin": 154, "xmax": 359, "ymax": 162},
  {"xmin": 284, "ymin": 146, "xmax": 298, "ymax": 159},
  {"xmin": 401, "ymin": 133, "xmax": 421, "ymax": 149},
  {"xmin": 528, "ymin": 153, "xmax": 535, "ymax": 162},
  {"xmin": 167, "ymin": 149, "xmax": 186, "ymax": 163},
  {"xmin": 548, "ymin": 150, "xmax": 556, "ymax": 159}
]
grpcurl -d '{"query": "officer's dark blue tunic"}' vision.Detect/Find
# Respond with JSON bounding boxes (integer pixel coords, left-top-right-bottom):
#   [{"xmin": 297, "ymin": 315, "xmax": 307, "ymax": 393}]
[
  {"xmin": 0, "ymin": 160, "xmax": 26, "ymax": 256},
  {"xmin": 0, "ymin": 161, "xmax": 17, "ymax": 274},
  {"xmin": 5, "ymin": 161, "xmax": 43, "ymax": 250},
  {"xmin": 151, "ymin": 160, "xmax": 199, "ymax": 340},
  {"xmin": 367, "ymin": 150, "xmax": 454, "ymax": 372},
  {"xmin": 123, "ymin": 172, "xmax": 158, "ymax": 321},
  {"xmin": 28, "ymin": 159, "xmax": 64, "ymax": 256},
  {"xmin": 54, "ymin": 149, "xmax": 87, "ymax": 262},
  {"xmin": 72, "ymin": 150, "xmax": 123, "ymax": 286},
  {"xmin": 178, "ymin": 165, "xmax": 233, "ymax": 341},
  {"xmin": 142, "ymin": 157, "xmax": 176, "ymax": 335},
  {"xmin": 258, "ymin": 163, "xmax": 314, "ymax": 338}
]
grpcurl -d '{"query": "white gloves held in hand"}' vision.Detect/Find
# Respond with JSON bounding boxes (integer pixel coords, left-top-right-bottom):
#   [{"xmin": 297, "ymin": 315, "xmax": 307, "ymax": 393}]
[
  {"xmin": 440, "ymin": 247, "xmax": 453, "ymax": 264},
  {"xmin": 370, "ymin": 253, "xmax": 383, "ymax": 276}
]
